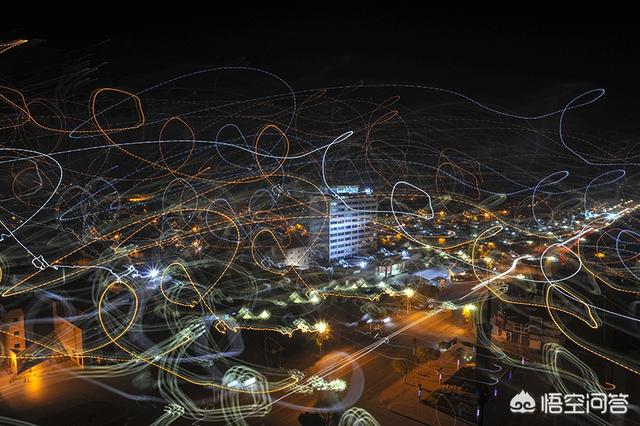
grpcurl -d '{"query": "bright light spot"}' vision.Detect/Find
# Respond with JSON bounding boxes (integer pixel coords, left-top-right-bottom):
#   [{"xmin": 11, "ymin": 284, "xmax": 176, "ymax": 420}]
[
  {"xmin": 147, "ymin": 268, "xmax": 159, "ymax": 279},
  {"xmin": 329, "ymin": 378, "xmax": 347, "ymax": 391},
  {"xmin": 309, "ymin": 292, "xmax": 321, "ymax": 304},
  {"xmin": 258, "ymin": 310, "xmax": 270, "ymax": 320},
  {"xmin": 24, "ymin": 370, "xmax": 43, "ymax": 399},
  {"xmin": 462, "ymin": 303, "xmax": 477, "ymax": 318},
  {"xmin": 359, "ymin": 261, "xmax": 368, "ymax": 269},
  {"xmin": 404, "ymin": 288, "xmax": 415, "ymax": 298},
  {"xmin": 383, "ymin": 317, "xmax": 391, "ymax": 323},
  {"xmin": 315, "ymin": 321, "xmax": 329, "ymax": 334},
  {"xmin": 401, "ymin": 250, "xmax": 409, "ymax": 258},
  {"xmin": 515, "ymin": 274, "xmax": 525, "ymax": 280},
  {"xmin": 308, "ymin": 375, "xmax": 347, "ymax": 392},
  {"xmin": 243, "ymin": 377, "xmax": 256, "ymax": 387}
]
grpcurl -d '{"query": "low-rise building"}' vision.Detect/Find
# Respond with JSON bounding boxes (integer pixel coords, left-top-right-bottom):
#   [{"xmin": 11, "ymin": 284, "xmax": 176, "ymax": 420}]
[
  {"xmin": 491, "ymin": 309, "xmax": 563, "ymax": 353},
  {"xmin": 1, "ymin": 303, "xmax": 85, "ymax": 376},
  {"xmin": 375, "ymin": 257, "xmax": 406, "ymax": 278}
]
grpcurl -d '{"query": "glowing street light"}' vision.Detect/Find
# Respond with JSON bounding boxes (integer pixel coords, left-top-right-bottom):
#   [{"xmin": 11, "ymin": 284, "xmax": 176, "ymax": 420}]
[
  {"xmin": 404, "ymin": 288, "xmax": 415, "ymax": 314},
  {"xmin": 315, "ymin": 321, "xmax": 329, "ymax": 334},
  {"xmin": 462, "ymin": 303, "xmax": 476, "ymax": 313},
  {"xmin": 144, "ymin": 267, "xmax": 160, "ymax": 279},
  {"xmin": 314, "ymin": 321, "xmax": 330, "ymax": 354}
]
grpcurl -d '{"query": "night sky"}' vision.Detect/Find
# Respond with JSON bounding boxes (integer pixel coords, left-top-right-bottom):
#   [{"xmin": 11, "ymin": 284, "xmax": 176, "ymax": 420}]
[{"xmin": 5, "ymin": 16, "xmax": 640, "ymax": 121}]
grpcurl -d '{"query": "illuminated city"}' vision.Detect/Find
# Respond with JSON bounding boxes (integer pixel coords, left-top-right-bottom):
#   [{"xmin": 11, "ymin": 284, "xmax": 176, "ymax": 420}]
[{"xmin": 1, "ymin": 17, "xmax": 640, "ymax": 426}]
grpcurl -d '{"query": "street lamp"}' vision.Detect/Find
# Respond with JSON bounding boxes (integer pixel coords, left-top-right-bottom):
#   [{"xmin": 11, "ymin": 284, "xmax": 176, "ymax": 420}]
[
  {"xmin": 462, "ymin": 303, "xmax": 476, "ymax": 315},
  {"xmin": 404, "ymin": 288, "xmax": 415, "ymax": 314},
  {"xmin": 315, "ymin": 321, "xmax": 329, "ymax": 334},
  {"xmin": 314, "ymin": 321, "xmax": 330, "ymax": 354}
]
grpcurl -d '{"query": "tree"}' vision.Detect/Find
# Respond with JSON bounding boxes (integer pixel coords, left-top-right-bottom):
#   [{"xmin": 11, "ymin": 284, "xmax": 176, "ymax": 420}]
[
  {"xmin": 392, "ymin": 358, "xmax": 414, "ymax": 383},
  {"xmin": 414, "ymin": 347, "xmax": 430, "ymax": 363},
  {"xmin": 415, "ymin": 346, "xmax": 440, "ymax": 363},
  {"xmin": 298, "ymin": 399, "xmax": 340, "ymax": 426},
  {"xmin": 315, "ymin": 332, "xmax": 330, "ymax": 355},
  {"xmin": 298, "ymin": 412, "xmax": 325, "ymax": 426},
  {"xmin": 454, "ymin": 347, "xmax": 465, "ymax": 361},
  {"xmin": 428, "ymin": 347, "xmax": 441, "ymax": 360}
]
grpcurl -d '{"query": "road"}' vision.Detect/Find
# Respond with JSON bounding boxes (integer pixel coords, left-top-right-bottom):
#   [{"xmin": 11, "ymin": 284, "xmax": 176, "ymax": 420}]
[{"xmin": 262, "ymin": 308, "xmax": 472, "ymax": 425}]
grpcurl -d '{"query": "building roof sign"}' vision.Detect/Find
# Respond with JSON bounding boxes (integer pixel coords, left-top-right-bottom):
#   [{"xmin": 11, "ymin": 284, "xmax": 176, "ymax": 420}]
[{"xmin": 333, "ymin": 185, "xmax": 360, "ymax": 194}]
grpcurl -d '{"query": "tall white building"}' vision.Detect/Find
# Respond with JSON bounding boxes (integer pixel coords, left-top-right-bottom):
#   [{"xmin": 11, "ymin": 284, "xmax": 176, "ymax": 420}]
[{"xmin": 310, "ymin": 186, "xmax": 378, "ymax": 260}]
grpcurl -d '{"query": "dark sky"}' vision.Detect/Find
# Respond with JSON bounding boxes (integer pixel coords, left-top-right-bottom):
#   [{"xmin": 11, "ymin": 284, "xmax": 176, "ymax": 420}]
[{"xmin": 4, "ymin": 14, "xmax": 640, "ymax": 132}]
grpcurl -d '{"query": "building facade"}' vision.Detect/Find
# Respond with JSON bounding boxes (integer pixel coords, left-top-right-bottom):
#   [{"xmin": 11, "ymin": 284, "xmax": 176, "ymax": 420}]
[
  {"xmin": 491, "ymin": 310, "xmax": 563, "ymax": 354},
  {"xmin": 310, "ymin": 186, "xmax": 378, "ymax": 261},
  {"xmin": 2, "ymin": 308, "xmax": 25, "ymax": 373},
  {"xmin": 375, "ymin": 257, "xmax": 406, "ymax": 278}
]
